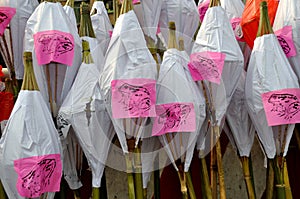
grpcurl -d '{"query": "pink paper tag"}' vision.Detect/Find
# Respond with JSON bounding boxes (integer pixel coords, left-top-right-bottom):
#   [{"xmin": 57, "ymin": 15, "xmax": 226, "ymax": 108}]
[
  {"xmin": 120, "ymin": 0, "xmax": 140, "ymax": 4},
  {"xmin": 198, "ymin": 0, "xmax": 210, "ymax": 22},
  {"xmin": 0, "ymin": 7, "xmax": 16, "ymax": 36},
  {"xmin": 275, "ymin": 26, "xmax": 297, "ymax": 58},
  {"xmin": 152, "ymin": 103, "xmax": 196, "ymax": 136},
  {"xmin": 261, "ymin": 88, "xmax": 300, "ymax": 126},
  {"xmin": 230, "ymin": 17, "xmax": 244, "ymax": 42},
  {"xmin": 14, "ymin": 154, "xmax": 62, "ymax": 198},
  {"xmin": 156, "ymin": 25, "xmax": 161, "ymax": 35},
  {"xmin": 111, "ymin": 78, "xmax": 156, "ymax": 118},
  {"xmin": 34, "ymin": 30, "xmax": 75, "ymax": 66},
  {"xmin": 109, "ymin": 30, "xmax": 113, "ymax": 38},
  {"xmin": 132, "ymin": 0, "xmax": 140, "ymax": 4},
  {"xmin": 188, "ymin": 51, "xmax": 226, "ymax": 84}
]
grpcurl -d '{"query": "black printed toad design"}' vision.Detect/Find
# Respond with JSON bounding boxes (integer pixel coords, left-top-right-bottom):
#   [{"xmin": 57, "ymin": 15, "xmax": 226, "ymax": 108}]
[
  {"xmin": 118, "ymin": 83, "xmax": 151, "ymax": 116},
  {"xmin": 158, "ymin": 104, "xmax": 191, "ymax": 130},
  {"xmin": 268, "ymin": 93, "xmax": 300, "ymax": 120},
  {"xmin": 0, "ymin": 12, "xmax": 8, "ymax": 23},
  {"xmin": 191, "ymin": 55, "xmax": 220, "ymax": 79},
  {"xmin": 38, "ymin": 33, "xmax": 74, "ymax": 58},
  {"xmin": 21, "ymin": 159, "xmax": 56, "ymax": 197},
  {"xmin": 277, "ymin": 36, "xmax": 291, "ymax": 55}
]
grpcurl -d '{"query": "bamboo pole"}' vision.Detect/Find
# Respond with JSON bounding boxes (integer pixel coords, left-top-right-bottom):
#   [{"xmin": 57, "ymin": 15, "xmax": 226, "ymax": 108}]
[
  {"xmin": 92, "ymin": 188, "xmax": 100, "ymax": 199},
  {"xmin": 126, "ymin": 152, "xmax": 136, "ymax": 199},
  {"xmin": 240, "ymin": 156, "xmax": 256, "ymax": 199},
  {"xmin": 134, "ymin": 146, "xmax": 144, "ymax": 199},
  {"xmin": 283, "ymin": 159, "xmax": 293, "ymax": 199},
  {"xmin": 272, "ymin": 157, "xmax": 286, "ymax": 199},
  {"xmin": 177, "ymin": 168, "xmax": 188, "ymax": 199},
  {"xmin": 186, "ymin": 171, "xmax": 196, "ymax": 199},
  {"xmin": 0, "ymin": 181, "xmax": 7, "ymax": 199},
  {"xmin": 200, "ymin": 157, "xmax": 212, "ymax": 199},
  {"xmin": 210, "ymin": 139, "xmax": 218, "ymax": 199},
  {"xmin": 265, "ymin": 158, "xmax": 274, "ymax": 199},
  {"xmin": 214, "ymin": 126, "xmax": 226, "ymax": 199}
]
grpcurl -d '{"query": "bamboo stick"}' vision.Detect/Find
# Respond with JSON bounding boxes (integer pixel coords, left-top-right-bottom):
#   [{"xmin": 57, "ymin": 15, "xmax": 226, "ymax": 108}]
[
  {"xmin": 126, "ymin": 153, "xmax": 136, "ymax": 199},
  {"xmin": 79, "ymin": 2, "xmax": 96, "ymax": 38},
  {"xmin": 283, "ymin": 159, "xmax": 293, "ymax": 199},
  {"xmin": 210, "ymin": 138, "xmax": 218, "ymax": 199},
  {"xmin": 215, "ymin": 127, "xmax": 226, "ymax": 199},
  {"xmin": 248, "ymin": 155, "xmax": 256, "ymax": 198},
  {"xmin": 45, "ymin": 65, "xmax": 54, "ymax": 116},
  {"xmin": 186, "ymin": 171, "xmax": 196, "ymax": 199},
  {"xmin": 167, "ymin": 22, "xmax": 178, "ymax": 50},
  {"xmin": 92, "ymin": 188, "xmax": 100, "ymax": 199},
  {"xmin": 265, "ymin": 158, "xmax": 274, "ymax": 199},
  {"xmin": 65, "ymin": 0, "xmax": 74, "ymax": 8},
  {"xmin": 200, "ymin": 157, "xmax": 212, "ymax": 199},
  {"xmin": 177, "ymin": 169, "xmax": 188, "ymax": 199},
  {"xmin": 133, "ymin": 146, "xmax": 144, "ymax": 199},
  {"xmin": 240, "ymin": 156, "xmax": 256, "ymax": 199},
  {"xmin": 0, "ymin": 180, "xmax": 7, "ymax": 199},
  {"xmin": 272, "ymin": 157, "xmax": 286, "ymax": 199},
  {"xmin": 21, "ymin": 52, "xmax": 39, "ymax": 91}
]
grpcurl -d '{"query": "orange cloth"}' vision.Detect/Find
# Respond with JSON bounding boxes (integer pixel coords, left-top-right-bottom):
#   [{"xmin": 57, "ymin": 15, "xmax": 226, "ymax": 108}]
[{"xmin": 241, "ymin": 0, "xmax": 278, "ymax": 49}]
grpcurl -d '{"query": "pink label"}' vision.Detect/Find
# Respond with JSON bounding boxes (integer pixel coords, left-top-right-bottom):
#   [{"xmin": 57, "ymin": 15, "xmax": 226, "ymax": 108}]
[
  {"xmin": 275, "ymin": 26, "xmax": 297, "ymax": 58},
  {"xmin": 14, "ymin": 154, "xmax": 62, "ymax": 198},
  {"xmin": 156, "ymin": 25, "xmax": 161, "ymax": 35},
  {"xmin": 230, "ymin": 17, "xmax": 244, "ymax": 42},
  {"xmin": 0, "ymin": 7, "xmax": 16, "ymax": 36},
  {"xmin": 188, "ymin": 51, "xmax": 226, "ymax": 84},
  {"xmin": 198, "ymin": 0, "xmax": 210, "ymax": 22},
  {"xmin": 111, "ymin": 78, "xmax": 156, "ymax": 118},
  {"xmin": 109, "ymin": 30, "xmax": 113, "ymax": 38},
  {"xmin": 34, "ymin": 30, "xmax": 75, "ymax": 66},
  {"xmin": 132, "ymin": 0, "xmax": 140, "ymax": 4},
  {"xmin": 120, "ymin": 0, "xmax": 140, "ymax": 4},
  {"xmin": 152, "ymin": 103, "xmax": 196, "ymax": 136},
  {"xmin": 261, "ymin": 88, "xmax": 300, "ymax": 126}
]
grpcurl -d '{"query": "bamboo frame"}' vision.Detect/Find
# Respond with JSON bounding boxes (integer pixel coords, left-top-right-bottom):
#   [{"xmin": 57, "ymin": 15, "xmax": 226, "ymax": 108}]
[{"xmin": 240, "ymin": 156, "xmax": 256, "ymax": 199}]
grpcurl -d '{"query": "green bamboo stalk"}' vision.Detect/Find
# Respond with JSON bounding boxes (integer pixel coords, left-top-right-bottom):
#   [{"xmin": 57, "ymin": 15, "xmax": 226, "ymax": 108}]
[
  {"xmin": 73, "ymin": 189, "xmax": 80, "ymax": 199},
  {"xmin": 283, "ymin": 159, "xmax": 293, "ymax": 199},
  {"xmin": 65, "ymin": 0, "xmax": 74, "ymax": 8},
  {"xmin": 240, "ymin": 156, "xmax": 256, "ymax": 199},
  {"xmin": 133, "ymin": 147, "xmax": 144, "ymax": 199},
  {"xmin": 126, "ymin": 154, "xmax": 136, "ymax": 199},
  {"xmin": 79, "ymin": 2, "xmax": 96, "ymax": 38},
  {"xmin": 92, "ymin": 188, "xmax": 100, "ymax": 199},
  {"xmin": 186, "ymin": 171, "xmax": 196, "ymax": 199},
  {"xmin": 199, "ymin": 157, "xmax": 212, "ymax": 199},
  {"xmin": 22, "ymin": 52, "xmax": 39, "ymax": 91},
  {"xmin": 256, "ymin": 1, "xmax": 274, "ymax": 37},
  {"xmin": 248, "ymin": 154, "xmax": 256, "ymax": 197},
  {"xmin": 177, "ymin": 171, "xmax": 188, "ymax": 199},
  {"xmin": 214, "ymin": 126, "xmax": 226, "ymax": 199},
  {"xmin": 271, "ymin": 157, "xmax": 285, "ymax": 199},
  {"xmin": 0, "ymin": 180, "xmax": 7, "ymax": 199},
  {"xmin": 265, "ymin": 158, "xmax": 274, "ymax": 199},
  {"xmin": 210, "ymin": 141, "xmax": 218, "ymax": 199},
  {"xmin": 143, "ymin": 188, "xmax": 147, "ymax": 199}
]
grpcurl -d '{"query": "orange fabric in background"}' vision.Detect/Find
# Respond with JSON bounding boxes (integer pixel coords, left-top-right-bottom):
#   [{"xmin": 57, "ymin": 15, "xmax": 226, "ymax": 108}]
[
  {"xmin": 0, "ymin": 92, "xmax": 14, "ymax": 121},
  {"xmin": 241, "ymin": 0, "xmax": 278, "ymax": 49}
]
